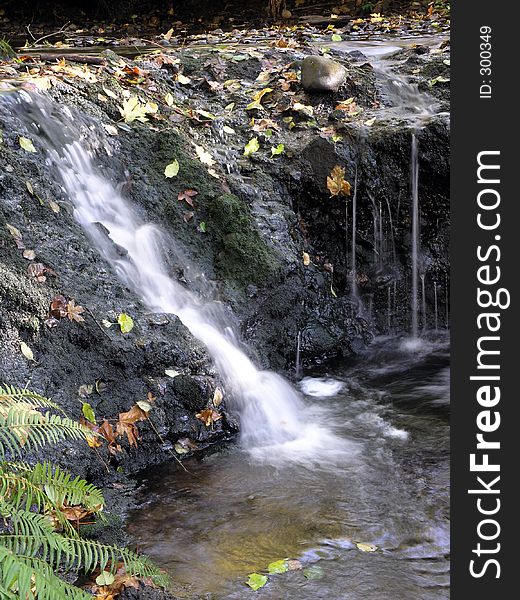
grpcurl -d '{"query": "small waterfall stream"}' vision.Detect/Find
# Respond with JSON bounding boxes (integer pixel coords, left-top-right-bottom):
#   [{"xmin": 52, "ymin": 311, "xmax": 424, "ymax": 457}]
[{"xmin": 5, "ymin": 90, "xmax": 344, "ymax": 458}]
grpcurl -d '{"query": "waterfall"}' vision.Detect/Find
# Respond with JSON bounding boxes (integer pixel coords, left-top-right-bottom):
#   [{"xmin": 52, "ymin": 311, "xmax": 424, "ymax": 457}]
[
  {"xmin": 410, "ymin": 134, "xmax": 420, "ymax": 338},
  {"xmin": 434, "ymin": 281, "xmax": 439, "ymax": 331},
  {"xmin": 295, "ymin": 330, "xmax": 302, "ymax": 379},
  {"xmin": 420, "ymin": 274, "xmax": 426, "ymax": 333},
  {"xmin": 351, "ymin": 166, "xmax": 358, "ymax": 302},
  {"xmin": 6, "ymin": 90, "xmax": 326, "ymax": 455}
]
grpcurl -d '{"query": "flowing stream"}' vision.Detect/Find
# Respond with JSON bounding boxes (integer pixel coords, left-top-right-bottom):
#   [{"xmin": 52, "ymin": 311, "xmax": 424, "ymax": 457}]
[{"xmin": 127, "ymin": 335, "xmax": 450, "ymax": 599}]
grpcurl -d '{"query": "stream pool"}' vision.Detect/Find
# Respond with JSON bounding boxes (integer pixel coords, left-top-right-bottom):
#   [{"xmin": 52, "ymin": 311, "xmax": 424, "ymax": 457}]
[{"xmin": 127, "ymin": 335, "xmax": 450, "ymax": 599}]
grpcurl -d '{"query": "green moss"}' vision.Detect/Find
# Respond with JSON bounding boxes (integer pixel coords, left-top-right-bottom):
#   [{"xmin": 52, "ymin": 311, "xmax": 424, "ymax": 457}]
[{"xmin": 208, "ymin": 194, "xmax": 280, "ymax": 288}]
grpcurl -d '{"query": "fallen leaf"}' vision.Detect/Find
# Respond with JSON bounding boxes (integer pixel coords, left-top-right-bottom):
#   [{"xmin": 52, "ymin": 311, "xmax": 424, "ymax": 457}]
[
  {"xmin": 287, "ymin": 559, "xmax": 303, "ymax": 571},
  {"xmin": 356, "ymin": 542, "xmax": 377, "ymax": 552},
  {"xmin": 243, "ymin": 137, "xmax": 260, "ymax": 157},
  {"xmin": 303, "ymin": 565, "xmax": 324, "ymax": 580},
  {"xmin": 246, "ymin": 87, "xmax": 273, "ymax": 111},
  {"xmin": 177, "ymin": 74, "xmax": 191, "ymax": 85},
  {"xmin": 19, "ymin": 137, "xmax": 37, "ymax": 153},
  {"xmin": 136, "ymin": 400, "xmax": 152, "ymax": 413},
  {"xmin": 327, "ymin": 165, "xmax": 351, "ymax": 197},
  {"xmin": 48, "ymin": 200, "xmax": 61, "ymax": 213},
  {"xmin": 197, "ymin": 221, "xmax": 207, "ymax": 233},
  {"xmin": 165, "ymin": 369, "xmax": 180, "ymax": 378},
  {"xmin": 28, "ymin": 262, "xmax": 56, "ymax": 282},
  {"xmin": 268, "ymin": 559, "xmax": 289, "ymax": 574},
  {"xmin": 6, "ymin": 223, "xmax": 24, "ymax": 248},
  {"xmin": 246, "ymin": 573, "xmax": 267, "ymax": 591},
  {"xmin": 212, "ymin": 387, "xmax": 223, "ymax": 407},
  {"xmin": 22, "ymin": 249, "xmax": 36, "ymax": 260},
  {"xmin": 164, "ymin": 160, "xmax": 180, "ymax": 178},
  {"xmin": 164, "ymin": 92, "xmax": 174, "ymax": 106},
  {"xmin": 25, "ymin": 181, "xmax": 34, "ymax": 195},
  {"xmin": 194, "ymin": 145, "xmax": 216, "ymax": 166},
  {"xmin": 118, "ymin": 96, "xmax": 156, "ymax": 123},
  {"xmin": 196, "ymin": 408, "xmax": 222, "ymax": 427},
  {"xmin": 67, "ymin": 300, "xmax": 85, "ymax": 323},
  {"xmin": 177, "ymin": 189, "xmax": 198, "ymax": 206},
  {"xmin": 20, "ymin": 341, "xmax": 35, "ymax": 361},
  {"xmin": 303, "ymin": 252, "xmax": 310, "ymax": 266},
  {"xmin": 117, "ymin": 313, "xmax": 134, "ymax": 334},
  {"xmin": 96, "ymin": 572, "xmax": 115, "ymax": 587},
  {"xmin": 331, "ymin": 34, "xmax": 342, "ymax": 41},
  {"xmin": 271, "ymin": 143, "xmax": 284, "ymax": 157}
]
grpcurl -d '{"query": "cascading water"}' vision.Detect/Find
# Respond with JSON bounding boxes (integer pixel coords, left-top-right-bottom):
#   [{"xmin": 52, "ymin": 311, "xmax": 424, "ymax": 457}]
[
  {"xmin": 410, "ymin": 133, "xmax": 420, "ymax": 338},
  {"xmin": 351, "ymin": 166, "xmax": 359, "ymax": 303},
  {"xmin": 5, "ymin": 89, "xmax": 341, "ymax": 458}
]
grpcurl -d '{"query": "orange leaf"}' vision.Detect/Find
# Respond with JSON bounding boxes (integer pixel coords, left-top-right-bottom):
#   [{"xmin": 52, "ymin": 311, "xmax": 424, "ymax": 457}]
[{"xmin": 196, "ymin": 408, "xmax": 222, "ymax": 427}]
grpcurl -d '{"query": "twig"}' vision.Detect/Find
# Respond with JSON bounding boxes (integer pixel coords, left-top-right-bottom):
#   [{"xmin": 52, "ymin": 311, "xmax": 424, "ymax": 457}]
[
  {"xmin": 147, "ymin": 416, "xmax": 191, "ymax": 474},
  {"xmin": 85, "ymin": 307, "xmax": 112, "ymax": 340},
  {"xmin": 26, "ymin": 22, "xmax": 72, "ymax": 48}
]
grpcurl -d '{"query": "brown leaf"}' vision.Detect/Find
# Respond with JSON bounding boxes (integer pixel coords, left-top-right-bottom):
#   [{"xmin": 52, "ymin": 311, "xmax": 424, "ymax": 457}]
[
  {"xmin": 50, "ymin": 295, "xmax": 68, "ymax": 318},
  {"xmin": 177, "ymin": 189, "xmax": 198, "ymax": 206},
  {"xmin": 116, "ymin": 421, "xmax": 139, "ymax": 447},
  {"xmin": 327, "ymin": 165, "xmax": 352, "ymax": 197},
  {"xmin": 67, "ymin": 299, "xmax": 85, "ymax": 323},
  {"xmin": 99, "ymin": 419, "xmax": 117, "ymax": 445},
  {"xmin": 27, "ymin": 262, "xmax": 56, "ymax": 282}
]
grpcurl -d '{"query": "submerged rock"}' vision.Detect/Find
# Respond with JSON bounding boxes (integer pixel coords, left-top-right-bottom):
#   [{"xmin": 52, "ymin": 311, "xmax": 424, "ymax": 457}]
[{"xmin": 301, "ymin": 55, "xmax": 347, "ymax": 92}]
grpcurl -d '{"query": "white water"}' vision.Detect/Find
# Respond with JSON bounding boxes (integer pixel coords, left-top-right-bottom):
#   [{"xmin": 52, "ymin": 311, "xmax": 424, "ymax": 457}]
[
  {"xmin": 410, "ymin": 134, "xmax": 420, "ymax": 338},
  {"xmin": 9, "ymin": 90, "xmax": 348, "ymax": 459}
]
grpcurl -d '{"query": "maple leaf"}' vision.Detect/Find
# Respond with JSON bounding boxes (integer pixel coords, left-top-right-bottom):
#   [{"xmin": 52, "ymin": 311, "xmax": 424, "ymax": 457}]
[
  {"xmin": 327, "ymin": 165, "xmax": 352, "ymax": 197},
  {"xmin": 196, "ymin": 408, "xmax": 222, "ymax": 427},
  {"xmin": 118, "ymin": 96, "xmax": 157, "ymax": 123},
  {"xmin": 67, "ymin": 299, "xmax": 85, "ymax": 323},
  {"xmin": 177, "ymin": 189, "xmax": 198, "ymax": 206}
]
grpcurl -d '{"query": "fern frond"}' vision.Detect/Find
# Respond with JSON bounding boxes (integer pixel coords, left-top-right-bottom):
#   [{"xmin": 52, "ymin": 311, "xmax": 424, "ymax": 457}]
[
  {"xmin": 0, "ymin": 410, "xmax": 90, "ymax": 459},
  {"xmin": 2, "ymin": 462, "xmax": 104, "ymax": 513},
  {"xmin": 0, "ymin": 546, "xmax": 92, "ymax": 600},
  {"xmin": 0, "ymin": 385, "xmax": 65, "ymax": 414},
  {"xmin": 0, "ymin": 534, "xmax": 169, "ymax": 587}
]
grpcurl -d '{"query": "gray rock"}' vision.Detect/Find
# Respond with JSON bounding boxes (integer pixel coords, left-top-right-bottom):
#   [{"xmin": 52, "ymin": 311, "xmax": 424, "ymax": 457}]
[{"xmin": 301, "ymin": 55, "xmax": 347, "ymax": 92}]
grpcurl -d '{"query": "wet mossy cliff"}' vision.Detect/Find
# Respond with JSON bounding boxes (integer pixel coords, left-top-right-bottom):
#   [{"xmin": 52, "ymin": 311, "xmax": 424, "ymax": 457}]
[{"xmin": 0, "ymin": 39, "xmax": 449, "ymax": 478}]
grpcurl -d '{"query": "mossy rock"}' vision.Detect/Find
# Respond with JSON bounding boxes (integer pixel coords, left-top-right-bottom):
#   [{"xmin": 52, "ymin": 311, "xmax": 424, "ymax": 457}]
[{"xmin": 208, "ymin": 194, "xmax": 280, "ymax": 288}]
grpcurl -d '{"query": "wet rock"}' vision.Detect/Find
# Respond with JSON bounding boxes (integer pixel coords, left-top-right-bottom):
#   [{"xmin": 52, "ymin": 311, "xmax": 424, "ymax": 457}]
[{"xmin": 301, "ymin": 55, "xmax": 347, "ymax": 92}]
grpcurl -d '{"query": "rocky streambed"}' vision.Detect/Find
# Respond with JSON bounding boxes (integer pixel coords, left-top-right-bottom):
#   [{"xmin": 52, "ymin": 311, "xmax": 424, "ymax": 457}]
[{"xmin": 0, "ymin": 27, "xmax": 449, "ymax": 598}]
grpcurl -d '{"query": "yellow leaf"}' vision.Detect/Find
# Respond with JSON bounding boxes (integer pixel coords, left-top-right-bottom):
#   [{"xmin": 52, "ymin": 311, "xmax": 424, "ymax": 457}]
[
  {"xmin": 19, "ymin": 137, "xmax": 36, "ymax": 153},
  {"xmin": 246, "ymin": 87, "xmax": 273, "ymax": 110},
  {"xmin": 164, "ymin": 160, "xmax": 180, "ymax": 178},
  {"xmin": 356, "ymin": 542, "xmax": 377, "ymax": 552},
  {"xmin": 303, "ymin": 252, "xmax": 310, "ymax": 266},
  {"xmin": 20, "ymin": 341, "xmax": 35, "ymax": 361}
]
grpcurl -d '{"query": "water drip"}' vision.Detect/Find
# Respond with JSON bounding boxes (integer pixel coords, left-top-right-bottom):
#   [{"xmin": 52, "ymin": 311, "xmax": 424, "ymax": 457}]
[
  {"xmin": 410, "ymin": 134, "xmax": 420, "ymax": 338},
  {"xmin": 420, "ymin": 274, "xmax": 426, "ymax": 333}
]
